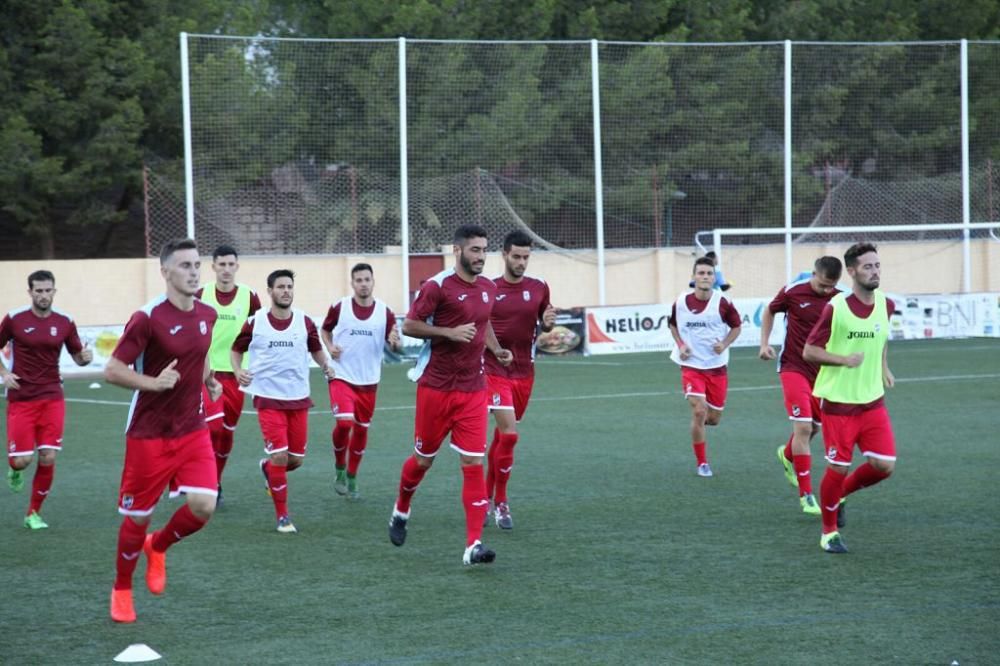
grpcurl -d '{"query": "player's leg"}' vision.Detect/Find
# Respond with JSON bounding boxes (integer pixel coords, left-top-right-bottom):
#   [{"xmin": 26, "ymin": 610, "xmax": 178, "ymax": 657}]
[
  {"xmin": 279, "ymin": 409, "xmax": 308, "ymax": 530},
  {"xmin": 213, "ymin": 377, "xmax": 243, "ymax": 493},
  {"xmin": 391, "ymin": 386, "xmax": 446, "ymax": 546},
  {"xmin": 257, "ymin": 409, "xmax": 294, "ymax": 530},
  {"xmin": 451, "ymin": 389, "xmax": 494, "ymax": 564},
  {"xmin": 818, "ymin": 413, "xmax": 856, "ymax": 553},
  {"xmin": 6, "ymin": 401, "xmax": 38, "ymax": 493},
  {"xmin": 842, "ymin": 406, "xmax": 895, "ymax": 498},
  {"xmin": 21, "ymin": 399, "xmax": 63, "ymax": 527},
  {"xmin": 345, "ymin": 390, "xmax": 375, "ymax": 499},
  {"xmin": 329, "ymin": 380, "xmax": 357, "ymax": 493},
  {"xmin": 681, "ymin": 369, "xmax": 711, "ymax": 475}
]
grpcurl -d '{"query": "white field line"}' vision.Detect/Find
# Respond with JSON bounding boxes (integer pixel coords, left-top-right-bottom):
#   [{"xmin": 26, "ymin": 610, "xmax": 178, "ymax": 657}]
[{"xmin": 64, "ymin": 371, "xmax": 1000, "ymax": 414}]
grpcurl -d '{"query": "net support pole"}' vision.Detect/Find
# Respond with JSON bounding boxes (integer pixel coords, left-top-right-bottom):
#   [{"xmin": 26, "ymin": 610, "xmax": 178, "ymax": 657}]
[
  {"xmin": 399, "ymin": 37, "xmax": 411, "ymax": 311},
  {"xmin": 590, "ymin": 39, "xmax": 607, "ymax": 306},
  {"xmin": 180, "ymin": 32, "xmax": 196, "ymax": 241},
  {"xmin": 783, "ymin": 39, "xmax": 793, "ymax": 286},
  {"xmin": 960, "ymin": 38, "xmax": 971, "ymax": 293}
]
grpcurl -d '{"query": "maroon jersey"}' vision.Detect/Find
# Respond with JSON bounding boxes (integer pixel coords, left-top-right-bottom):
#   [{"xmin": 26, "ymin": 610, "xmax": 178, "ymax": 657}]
[
  {"xmin": 112, "ymin": 297, "xmax": 217, "ymax": 439},
  {"xmin": 232, "ymin": 312, "xmax": 323, "ymax": 410},
  {"xmin": 0, "ymin": 308, "xmax": 83, "ymax": 402},
  {"xmin": 669, "ymin": 294, "xmax": 742, "ymax": 328},
  {"xmin": 407, "ymin": 270, "xmax": 497, "ymax": 392},
  {"xmin": 321, "ymin": 300, "xmax": 397, "ymax": 343},
  {"xmin": 768, "ymin": 279, "xmax": 841, "ymax": 382},
  {"xmin": 485, "ymin": 275, "xmax": 551, "ymax": 379}
]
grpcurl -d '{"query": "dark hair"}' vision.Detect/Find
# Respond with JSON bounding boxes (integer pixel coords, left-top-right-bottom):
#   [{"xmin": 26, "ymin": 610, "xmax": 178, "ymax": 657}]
[
  {"xmin": 160, "ymin": 238, "xmax": 199, "ymax": 265},
  {"xmin": 28, "ymin": 270, "xmax": 55, "ymax": 288},
  {"xmin": 814, "ymin": 255, "xmax": 843, "ymax": 280},
  {"xmin": 454, "ymin": 224, "xmax": 489, "ymax": 245},
  {"xmin": 704, "ymin": 251, "xmax": 717, "ymax": 261},
  {"xmin": 844, "ymin": 243, "xmax": 878, "ymax": 268},
  {"xmin": 693, "ymin": 256, "xmax": 716, "ymax": 272},
  {"xmin": 351, "ymin": 262, "xmax": 373, "ymax": 277},
  {"xmin": 213, "ymin": 244, "xmax": 239, "ymax": 261},
  {"xmin": 503, "ymin": 230, "xmax": 533, "ymax": 252},
  {"xmin": 267, "ymin": 269, "xmax": 295, "ymax": 288}
]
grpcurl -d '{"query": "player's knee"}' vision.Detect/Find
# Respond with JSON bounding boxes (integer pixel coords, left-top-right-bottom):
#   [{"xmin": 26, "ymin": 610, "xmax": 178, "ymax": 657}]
[
  {"xmin": 10, "ymin": 455, "xmax": 33, "ymax": 470},
  {"xmin": 459, "ymin": 454, "xmax": 483, "ymax": 466},
  {"xmin": 270, "ymin": 451, "xmax": 289, "ymax": 467},
  {"xmin": 706, "ymin": 412, "xmax": 722, "ymax": 426},
  {"xmin": 691, "ymin": 405, "xmax": 708, "ymax": 422},
  {"xmin": 414, "ymin": 453, "xmax": 434, "ymax": 469},
  {"xmin": 187, "ymin": 493, "xmax": 216, "ymax": 520},
  {"xmin": 287, "ymin": 457, "xmax": 303, "ymax": 472},
  {"xmin": 870, "ymin": 458, "xmax": 894, "ymax": 475},
  {"xmin": 334, "ymin": 419, "xmax": 352, "ymax": 434},
  {"xmin": 37, "ymin": 450, "xmax": 56, "ymax": 465}
]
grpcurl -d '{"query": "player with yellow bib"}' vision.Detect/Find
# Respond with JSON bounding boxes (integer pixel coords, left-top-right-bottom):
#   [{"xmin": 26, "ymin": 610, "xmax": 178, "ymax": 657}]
[{"xmin": 804, "ymin": 243, "xmax": 897, "ymax": 554}]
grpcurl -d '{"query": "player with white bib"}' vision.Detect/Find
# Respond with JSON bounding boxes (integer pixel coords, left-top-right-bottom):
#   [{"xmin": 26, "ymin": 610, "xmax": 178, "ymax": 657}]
[
  {"xmin": 320, "ymin": 263, "xmax": 401, "ymax": 500},
  {"xmin": 668, "ymin": 257, "xmax": 742, "ymax": 477},
  {"xmin": 231, "ymin": 269, "xmax": 334, "ymax": 534}
]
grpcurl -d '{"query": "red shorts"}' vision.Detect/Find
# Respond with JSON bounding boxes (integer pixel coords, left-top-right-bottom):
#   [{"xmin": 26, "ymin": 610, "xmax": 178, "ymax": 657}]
[
  {"xmin": 780, "ymin": 371, "xmax": 821, "ymax": 425},
  {"xmin": 258, "ymin": 408, "xmax": 309, "ymax": 457},
  {"xmin": 328, "ymin": 379, "xmax": 377, "ymax": 426},
  {"xmin": 681, "ymin": 368, "xmax": 728, "ymax": 410},
  {"xmin": 118, "ymin": 429, "xmax": 217, "ymax": 516},
  {"xmin": 204, "ymin": 375, "xmax": 246, "ymax": 433},
  {"xmin": 821, "ymin": 405, "xmax": 896, "ymax": 467},
  {"xmin": 413, "ymin": 385, "xmax": 488, "ymax": 457},
  {"xmin": 486, "ymin": 374, "xmax": 535, "ymax": 422},
  {"xmin": 6, "ymin": 399, "xmax": 65, "ymax": 456}
]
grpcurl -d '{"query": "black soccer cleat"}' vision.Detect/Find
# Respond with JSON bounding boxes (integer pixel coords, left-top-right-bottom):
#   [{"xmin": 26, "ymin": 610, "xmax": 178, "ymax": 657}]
[
  {"xmin": 389, "ymin": 511, "xmax": 408, "ymax": 547},
  {"xmin": 463, "ymin": 541, "xmax": 496, "ymax": 565}
]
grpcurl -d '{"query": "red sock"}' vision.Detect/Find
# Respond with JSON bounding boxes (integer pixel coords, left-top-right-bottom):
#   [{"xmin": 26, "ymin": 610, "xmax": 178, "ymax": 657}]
[
  {"xmin": 820, "ymin": 468, "xmax": 846, "ymax": 534},
  {"xmin": 485, "ymin": 428, "xmax": 500, "ymax": 500},
  {"xmin": 332, "ymin": 420, "xmax": 351, "ymax": 470},
  {"xmin": 783, "ymin": 435, "xmax": 794, "ymax": 462},
  {"xmin": 692, "ymin": 441, "xmax": 707, "ymax": 466},
  {"xmin": 461, "ymin": 464, "xmax": 488, "ymax": 546},
  {"xmin": 793, "ymin": 454, "xmax": 812, "ymax": 496},
  {"xmin": 491, "ymin": 433, "xmax": 519, "ymax": 504},
  {"xmin": 114, "ymin": 517, "xmax": 148, "ymax": 590},
  {"xmin": 151, "ymin": 504, "xmax": 208, "ymax": 552},
  {"xmin": 267, "ymin": 463, "xmax": 289, "ymax": 519},
  {"xmin": 28, "ymin": 463, "xmax": 55, "ymax": 513},
  {"xmin": 213, "ymin": 428, "xmax": 234, "ymax": 483},
  {"xmin": 842, "ymin": 461, "xmax": 890, "ymax": 497},
  {"xmin": 396, "ymin": 455, "xmax": 428, "ymax": 514},
  {"xmin": 347, "ymin": 425, "xmax": 369, "ymax": 477}
]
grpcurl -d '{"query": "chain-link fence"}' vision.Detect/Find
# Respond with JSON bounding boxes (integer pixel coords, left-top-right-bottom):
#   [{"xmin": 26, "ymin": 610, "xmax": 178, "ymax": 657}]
[{"xmin": 147, "ymin": 37, "xmax": 1000, "ymax": 287}]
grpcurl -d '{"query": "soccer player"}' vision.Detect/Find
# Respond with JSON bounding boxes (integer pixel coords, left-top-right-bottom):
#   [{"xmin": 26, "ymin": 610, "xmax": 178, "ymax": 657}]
[
  {"xmin": 803, "ymin": 243, "xmax": 897, "ymax": 554},
  {"xmin": 389, "ymin": 224, "xmax": 512, "ymax": 565},
  {"xmin": 104, "ymin": 239, "xmax": 222, "ymax": 623},
  {"xmin": 668, "ymin": 257, "xmax": 742, "ymax": 477},
  {"xmin": 196, "ymin": 245, "xmax": 262, "ymax": 503},
  {"xmin": 231, "ymin": 269, "xmax": 334, "ymax": 534},
  {"xmin": 320, "ymin": 263, "xmax": 401, "ymax": 500},
  {"xmin": 1, "ymin": 271, "xmax": 92, "ymax": 529},
  {"xmin": 483, "ymin": 230, "xmax": 555, "ymax": 529},
  {"xmin": 759, "ymin": 256, "xmax": 843, "ymax": 515}
]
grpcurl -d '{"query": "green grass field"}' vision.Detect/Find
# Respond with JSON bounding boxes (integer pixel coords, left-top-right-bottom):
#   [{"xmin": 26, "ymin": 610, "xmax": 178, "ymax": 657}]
[{"xmin": 2, "ymin": 338, "xmax": 998, "ymax": 665}]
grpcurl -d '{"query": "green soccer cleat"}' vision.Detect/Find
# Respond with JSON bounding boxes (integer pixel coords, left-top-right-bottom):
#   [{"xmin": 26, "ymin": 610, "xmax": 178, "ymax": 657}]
[
  {"xmin": 347, "ymin": 475, "xmax": 360, "ymax": 501},
  {"xmin": 777, "ymin": 445, "xmax": 797, "ymax": 489},
  {"xmin": 820, "ymin": 531, "xmax": 848, "ymax": 554},
  {"xmin": 24, "ymin": 511, "xmax": 49, "ymax": 530},
  {"xmin": 7, "ymin": 468, "xmax": 24, "ymax": 493},
  {"xmin": 334, "ymin": 468, "xmax": 348, "ymax": 496},
  {"xmin": 800, "ymin": 493, "xmax": 821, "ymax": 516}
]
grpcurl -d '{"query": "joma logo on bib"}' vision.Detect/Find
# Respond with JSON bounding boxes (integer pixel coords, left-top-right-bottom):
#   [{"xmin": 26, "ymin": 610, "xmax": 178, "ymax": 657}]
[
  {"xmin": 268, "ymin": 340, "xmax": 295, "ymax": 348},
  {"xmin": 846, "ymin": 330, "xmax": 875, "ymax": 339}
]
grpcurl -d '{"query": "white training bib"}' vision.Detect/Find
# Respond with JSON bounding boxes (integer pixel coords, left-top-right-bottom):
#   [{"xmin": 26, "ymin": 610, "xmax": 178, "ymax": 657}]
[
  {"xmin": 330, "ymin": 297, "xmax": 387, "ymax": 385},
  {"xmin": 669, "ymin": 291, "xmax": 731, "ymax": 369},
  {"xmin": 244, "ymin": 309, "xmax": 311, "ymax": 400}
]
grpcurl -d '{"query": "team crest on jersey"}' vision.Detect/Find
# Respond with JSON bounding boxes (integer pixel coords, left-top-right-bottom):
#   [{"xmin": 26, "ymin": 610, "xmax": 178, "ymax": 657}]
[
  {"xmin": 791, "ymin": 405, "xmax": 801, "ymax": 417},
  {"xmin": 827, "ymin": 446, "xmax": 837, "ymax": 461},
  {"xmin": 414, "ymin": 437, "xmax": 423, "ymax": 452},
  {"xmin": 200, "ymin": 320, "xmax": 208, "ymax": 335},
  {"xmin": 482, "ymin": 291, "xmax": 489, "ymax": 303},
  {"xmin": 50, "ymin": 326, "xmax": 58, "ymax": 336},
  {"xmin": 121, "ymin": 494, "xmax": 134, "ymax": 509},
  {"xmin": 523, "ymin": 290, "xmax": 530, "ymax": 301}
]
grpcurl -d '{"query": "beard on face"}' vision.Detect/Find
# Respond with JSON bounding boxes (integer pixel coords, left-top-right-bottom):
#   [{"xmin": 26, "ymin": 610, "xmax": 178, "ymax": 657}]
[{"xmin": 460, "ymin": 251, "xmax": 483, "ymax": 275}]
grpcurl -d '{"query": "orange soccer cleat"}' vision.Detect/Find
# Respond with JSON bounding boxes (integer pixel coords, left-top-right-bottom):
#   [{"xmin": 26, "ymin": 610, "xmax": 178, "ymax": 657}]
[
  {"xmin": 143, "ymin": 534, "xmax": 167, "ymax": 595},
  {"xmin": 110, "ymin": 588, "xmax": 136, "ymax": 623}
]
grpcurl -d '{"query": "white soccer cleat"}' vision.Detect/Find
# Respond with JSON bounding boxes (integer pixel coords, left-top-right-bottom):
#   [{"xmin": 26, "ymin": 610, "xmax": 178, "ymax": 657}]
[{"xmin": 696, "ymin": 463, "xmax": 714, "ymax": 477}]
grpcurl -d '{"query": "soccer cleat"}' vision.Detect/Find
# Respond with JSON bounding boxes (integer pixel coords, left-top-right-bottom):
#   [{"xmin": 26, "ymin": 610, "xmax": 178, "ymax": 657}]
[
  {"xmin": 216, "ymin": 485, "xmax": 225, "ymax": 508},
  {"xmin": 463, "ymin": 540, "xmax": 496, "ymax": 566},
  {"xmin": 799, "ymin": 493, "xmax": 821, "ymax": 516},
  {"xmin": 388, "ymin": 508, "xmax": 408, "ymax": 547},
  {"xmin": 837, "ymin": 498, "xmax": 847, "ymax": 528},
  {"xmin": 334, "ymin": 468, "xmax": 348, "ymax": 496},
  {"xmin": 7, "ymin": 468, "xmax": 24, "ymax": 493},
  {"xmin": 143, "ymin": 534, "xmax": 166, "ymax": 595},
  {"xmin": 110, "ymin": 588, "xmax": 136, "ymax": 623},
  {"xmin": 259, "ymin": 459, "xmax": 271, "ymax": 496},
  {"xmin": 820, "ymin": 531, "xmax": 848, "ymax": 554},
  {"xmin": 696, "ymin": 463, "xmax": 714, "ymax": 477},
  {"xmin": 777, "ymin": 445, "xmax": 798, "ymax": 488},
  {"xmin": 23, "ymin": 511, "xmax": 49, "ymax": 530},
  {"xmin": 494, "ymin": 501, "xmax": 513, "ymax": 530},
  {"xmin": 276, "ymin": 516, "xmax": 297, "ymax": 534}
]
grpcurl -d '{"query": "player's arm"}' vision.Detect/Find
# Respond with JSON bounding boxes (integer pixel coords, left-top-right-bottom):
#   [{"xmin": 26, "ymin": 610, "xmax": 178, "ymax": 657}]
[
  {"xmin": 668, "ymin": 321, "xmax": 691, "ymax": 361},
  {"xmin": 402, "ymin": 318, "xmax": 476, "ymax": 343},
  {"xmin": 485, "ymin": 321, "xmax": 512, "ymax": 366},
  {"xmin": 0, "ymin": 317, "xmax": 20, "ymax": 388},
  {"xmin": 66, "ymin": 322, "xmax": 93, "ymax": 366},
  {"xmin": 105, "ymin": 357, "xmax": 180, "ymax": 393},
  {"xmin": 0, "ymin": 358, "xmax": 18, "ymax": 389},
  {"xmin": 758, "ymin": 307, "xmax": 777, "ymax": 360},
  {"xmin": 713, "ymin": 325, "xmax": 741, "ymax": 355},
  {"xmin": 204, "ymin": 356, "xmax": 222, "ymax": 401},
  {"xmin": 320, "ymin": 304, "xmax": 343, "ymax": 359},
  {"xmin": 386, "ymin": 310, "xmax": 402, "ymax": 352},
  {"xmin": 802, "ymin": 305, "xmax": 862, "ymax": 368},
  {"xmin": 230, "ymin": 320, "xmax": 253, "ymax": 386},
  {"xmin": 882, "ymin": 343, "xmax": 894, "ymax": 388},
  {"xmin": 312, "ymin": 348, "xmax": 336, "ymax": 380}
]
